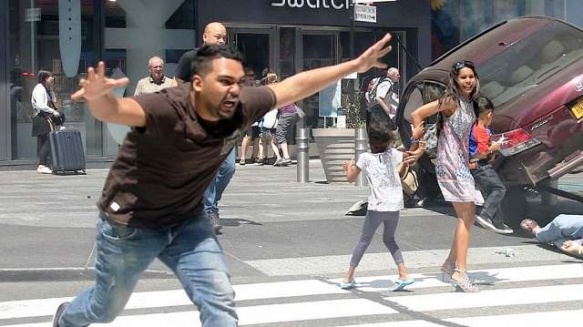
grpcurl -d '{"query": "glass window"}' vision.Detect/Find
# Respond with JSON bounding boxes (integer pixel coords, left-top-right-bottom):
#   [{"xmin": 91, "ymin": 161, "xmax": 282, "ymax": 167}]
[
  {"xmin": 402, "ymin": 82, "xmax": 445, "ymax": 124},
  {"xmin": 279, "ymin": 28, "xmax": 295, "ymax": 80},
  {"xmin": 479, "ymin": 21, "xmax": 583, "ymax": 108},
  {"xmin": 302, "ymin": 33, "xmax": 337, "ymax": 128},
  {"xmin": 9, "ymin": 0, "xmax": 95, "ymax": 159}
]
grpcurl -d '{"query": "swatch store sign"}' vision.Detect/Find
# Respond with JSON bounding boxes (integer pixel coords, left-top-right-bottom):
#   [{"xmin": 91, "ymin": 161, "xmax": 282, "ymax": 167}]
[{"xmin": 271, "ymin": 0, "xmax": 352, "ymax": 9}]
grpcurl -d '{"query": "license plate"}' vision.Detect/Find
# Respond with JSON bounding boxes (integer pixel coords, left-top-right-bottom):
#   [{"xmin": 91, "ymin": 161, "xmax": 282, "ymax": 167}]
[{"xmin": 571, "ymin": 99, "xmax": 583, "ymax": 119}]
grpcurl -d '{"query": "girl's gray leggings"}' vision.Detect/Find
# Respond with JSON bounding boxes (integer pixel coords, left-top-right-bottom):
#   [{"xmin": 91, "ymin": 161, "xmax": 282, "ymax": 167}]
[{"xmin": 350, "ymin": 210, "xmax": 403, "ymax": 267}]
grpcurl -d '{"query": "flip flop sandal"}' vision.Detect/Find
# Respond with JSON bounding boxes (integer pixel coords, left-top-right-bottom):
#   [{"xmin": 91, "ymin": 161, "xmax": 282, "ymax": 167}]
[
  {"xmin": 390, "ymin": 279, "xmax": 414, "ymax": 291},
  {"xmin": 339, "ymin": 279, "xmax": 356, "ymax": 289}
]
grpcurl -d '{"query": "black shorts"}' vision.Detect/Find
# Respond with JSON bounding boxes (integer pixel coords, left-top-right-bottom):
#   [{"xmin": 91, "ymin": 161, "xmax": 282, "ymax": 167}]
[{"xmin": 244, "ymin": 125, "xmax": 261, "ymax": 139}]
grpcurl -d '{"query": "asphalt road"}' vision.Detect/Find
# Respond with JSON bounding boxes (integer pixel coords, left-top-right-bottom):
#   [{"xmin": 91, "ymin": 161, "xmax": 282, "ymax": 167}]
[{"xmin": 0, "ymin": 161, "xmax": 582, "ymax": 326}]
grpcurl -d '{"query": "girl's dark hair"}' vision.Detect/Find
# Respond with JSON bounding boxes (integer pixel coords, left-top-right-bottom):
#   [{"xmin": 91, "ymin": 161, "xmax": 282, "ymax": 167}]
[
  {"xmin": 367, "ymin": 116, "xmax": 394, "ymax": 154},
  {"xmin": 191, "ymin": 44, "xmax": 244, "ymax": 78},
  {"xmin": 37, "ymin": 70, "xmax": 52, "ymax": 84},
  {"xmin": 475, "ymin": 96, "xmax": 494, "ymax": 116}
]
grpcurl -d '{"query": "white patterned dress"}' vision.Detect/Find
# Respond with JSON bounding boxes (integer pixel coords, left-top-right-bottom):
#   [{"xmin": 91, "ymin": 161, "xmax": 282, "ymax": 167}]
[{"xmin": 435, "ymin": 99, "xmax": 484, "ymax": 204}]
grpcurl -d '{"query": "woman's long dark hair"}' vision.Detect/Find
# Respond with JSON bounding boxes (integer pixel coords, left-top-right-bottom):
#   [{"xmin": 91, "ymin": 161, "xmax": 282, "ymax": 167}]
[{"xmin": 435, "ymin": 60, "xmax": 481, "ymax": 136}]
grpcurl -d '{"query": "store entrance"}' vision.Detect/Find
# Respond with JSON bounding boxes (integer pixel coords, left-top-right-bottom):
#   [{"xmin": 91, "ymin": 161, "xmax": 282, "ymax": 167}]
[{"xmin": 228, "ymin": 28, "xmax": 275, "ymax": 84}]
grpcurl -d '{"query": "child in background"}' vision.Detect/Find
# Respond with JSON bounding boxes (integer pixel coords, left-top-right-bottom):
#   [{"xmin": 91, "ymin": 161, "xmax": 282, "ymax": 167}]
[
  {"xmin": 340, "ymin": 117, "xmax": 415, "ymax": 291},
  {"xmin": 469, "ymin": 96, "xmax": 513, "ymax": 234}
]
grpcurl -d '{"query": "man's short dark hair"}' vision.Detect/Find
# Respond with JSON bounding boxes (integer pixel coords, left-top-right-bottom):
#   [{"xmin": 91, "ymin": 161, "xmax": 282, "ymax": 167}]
[{"xmin": 190, "ymin": 44, "xmax": 244, "ymax": 78}]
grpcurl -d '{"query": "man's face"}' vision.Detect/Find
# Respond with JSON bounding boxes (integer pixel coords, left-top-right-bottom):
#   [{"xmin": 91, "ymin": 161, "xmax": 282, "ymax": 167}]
[
  {"xmin": 203, "ymin": 26, "xmax": 227, "ymax": 45},
  {"xmin": 387, "ymin": 69, "xmax": 400, "ymax": 82},
  {"xmin": 193, "ymin": 57, "xmax": 244, "ymax": 121},
  {"xmin": 149, "ymin": 59, "xmax": 164, "ymax": 80}
]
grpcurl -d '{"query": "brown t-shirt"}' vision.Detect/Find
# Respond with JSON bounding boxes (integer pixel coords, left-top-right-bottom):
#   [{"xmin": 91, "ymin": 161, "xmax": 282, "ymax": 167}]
[{"xmin": 98, "ymin": 83, "xmax": 276, "ymax": 228}]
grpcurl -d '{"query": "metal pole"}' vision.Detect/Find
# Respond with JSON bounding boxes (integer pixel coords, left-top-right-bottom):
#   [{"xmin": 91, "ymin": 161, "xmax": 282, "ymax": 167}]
[
  {"xmin": 349, "ymin": 2, "xmax": 356, "ymax": 115},
  {"xmin": 296, "ymin": 126, "xmax": 310, "ymax": 183},
  {"xmin": 354, "ymin": 127, "xmax": 368, "ymax": 186}
]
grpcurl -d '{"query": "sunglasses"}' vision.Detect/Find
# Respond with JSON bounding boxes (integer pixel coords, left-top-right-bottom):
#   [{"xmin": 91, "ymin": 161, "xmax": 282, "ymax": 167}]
[{"xmin": 453, "ymin": 60, "xmax": 475, "ymax": 70}]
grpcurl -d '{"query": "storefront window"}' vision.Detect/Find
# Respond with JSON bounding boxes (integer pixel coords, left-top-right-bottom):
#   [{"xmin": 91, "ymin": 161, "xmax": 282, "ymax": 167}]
[
  {"xmin": 279, "ymin": 27, "xmax": 296, "ymax": 80},
  {"xmin": 303, "ymin": 33, "xmax": 337, "ymax": 128},
  {"xmin": 9, "ymin": 0, "xmax": 95, "ymax": 159}
]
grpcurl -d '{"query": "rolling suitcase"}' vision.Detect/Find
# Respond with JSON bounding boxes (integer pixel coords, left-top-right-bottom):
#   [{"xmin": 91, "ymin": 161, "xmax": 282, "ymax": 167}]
[{"xmin": 49, "ymin": 129, "xmax": 86, "ymax": 174}]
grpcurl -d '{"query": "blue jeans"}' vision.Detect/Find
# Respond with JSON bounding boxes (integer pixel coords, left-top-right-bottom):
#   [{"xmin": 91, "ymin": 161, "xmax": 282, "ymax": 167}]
[
  {"xmin": 471, "ymin": 164, "xmax": 506, "ymax": 225},
  {"xmin": 536, "ymin": 214, "xmax": 583, "ymax": 247},
  {"xmin": 204, "ymin": 148, "xmax": 236, "ymax": 214},
  {"xmin": 59, "ymin": 211, "xmax": 237, "ymax": 327}
]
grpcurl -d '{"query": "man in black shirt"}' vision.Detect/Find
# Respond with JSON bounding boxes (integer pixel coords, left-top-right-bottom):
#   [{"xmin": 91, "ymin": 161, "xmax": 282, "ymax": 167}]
[
  {"xmin": 175, "ymin": 22, "xmax": 233, "ymax": 234},
  {"xmin": 52, "ymin": 36, "xmax": 395, "ymax": 327}
]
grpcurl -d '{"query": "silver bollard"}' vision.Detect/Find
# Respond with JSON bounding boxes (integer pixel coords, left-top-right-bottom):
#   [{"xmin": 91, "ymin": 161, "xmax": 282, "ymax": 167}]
[
  {"xmin": 354, "ymin": 127, "xmax": 368, "ymax": 186},
  {"xmin": 296, "ymin": 127, "xmax": 310, "ymax": 183}
]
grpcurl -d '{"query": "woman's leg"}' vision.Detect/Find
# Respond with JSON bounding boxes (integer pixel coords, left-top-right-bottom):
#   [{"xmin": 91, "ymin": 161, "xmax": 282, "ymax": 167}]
[
  {"xmin": 38, "ymin": 134, "xmax": 51, "ymax": 167},
  {"xmin": 449, "ymin": 201, "xmax": 478, "ymax": 292},
  {"xmin": 451, "ymin": 201, "xmax": 476, "ymax": 272}
]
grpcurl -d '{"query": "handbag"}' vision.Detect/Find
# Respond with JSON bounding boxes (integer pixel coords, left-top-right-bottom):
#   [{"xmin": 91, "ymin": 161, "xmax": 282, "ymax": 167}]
[
  {"xmin": 294, "ymin": 104, "xmax": 306, "ymax": 120},
  {"xmin": 398, "ymin": 162, "xmax": 419, "ymax": 196},
  {"xmin": 422, "ymin": 123, "xmax": 438, "ymax": 158}
]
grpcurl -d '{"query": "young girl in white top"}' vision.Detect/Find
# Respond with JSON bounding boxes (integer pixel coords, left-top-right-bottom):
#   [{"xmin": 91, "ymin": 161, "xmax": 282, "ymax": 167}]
[{"xmin": 340, "ymin": 118, "xmax": 416, "ymax": 291}]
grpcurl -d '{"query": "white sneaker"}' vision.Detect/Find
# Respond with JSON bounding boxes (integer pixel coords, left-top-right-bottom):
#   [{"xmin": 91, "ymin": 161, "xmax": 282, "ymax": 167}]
[
  {"xmin": 37, "ymin": 165, "xmax": 53, "ymax": 174},
  {"xmin": 475, "ymin": 215, "xmax": 497, "ymax": 232}
]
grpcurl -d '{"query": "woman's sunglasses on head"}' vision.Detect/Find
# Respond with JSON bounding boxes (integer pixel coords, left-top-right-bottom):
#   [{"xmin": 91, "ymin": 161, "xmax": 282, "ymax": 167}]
[{"xmin": 453, "ymin": 60, "xmax": 475, "ymax": 70}]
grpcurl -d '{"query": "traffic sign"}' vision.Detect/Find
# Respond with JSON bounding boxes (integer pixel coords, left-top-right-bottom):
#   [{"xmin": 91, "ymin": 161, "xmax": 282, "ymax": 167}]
[{"xmin": 354, "ymin": 4, "xmax": 376, "ymax": 23}]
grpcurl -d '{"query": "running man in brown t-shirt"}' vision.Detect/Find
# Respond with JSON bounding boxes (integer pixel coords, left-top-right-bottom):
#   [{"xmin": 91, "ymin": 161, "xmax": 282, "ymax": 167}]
[{"xmin": 52, "ymin": 38, "xmax": 393, "ymax": 327}]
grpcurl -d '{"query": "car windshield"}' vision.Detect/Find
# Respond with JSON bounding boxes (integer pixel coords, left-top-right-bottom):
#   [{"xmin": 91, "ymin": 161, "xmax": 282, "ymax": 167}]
[{"xmin": 479, "ymin": 21, "xmax": 583, "ymax": 108}]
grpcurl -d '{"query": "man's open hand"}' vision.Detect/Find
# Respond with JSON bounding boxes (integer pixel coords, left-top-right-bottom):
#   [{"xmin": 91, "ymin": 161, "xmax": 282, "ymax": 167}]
[{"xmin": 71, "ymin": 62, "xmax": 129, "ymax": 102}]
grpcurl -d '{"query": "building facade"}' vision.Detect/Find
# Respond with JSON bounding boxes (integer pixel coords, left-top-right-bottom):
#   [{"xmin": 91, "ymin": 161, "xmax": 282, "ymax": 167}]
[{"xmin": 1, "ymin": 0, "xmax": 580, "ymax": 166}]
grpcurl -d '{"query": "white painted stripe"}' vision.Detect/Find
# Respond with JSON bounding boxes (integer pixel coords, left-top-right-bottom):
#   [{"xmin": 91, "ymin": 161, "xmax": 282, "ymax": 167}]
[
  {"xmin": 1, "ymin": 299, "xmax": 395, "ymax": 327},
  {"xmin": 389, "ymin": 284, "xmax": 583, "ymax": 311},
  {"xmin": 449, "ymin": 309, "xmax": 583, "ymax": 326},
  {"xmin": 328, "ymin": 263, "xmax": 583, "ymax": 292},
  {"xmin": 0, "ymin": 280, "xmax": 345, "ymax": 320},
  {"xmin": 247, "ymin": 245, "xmax": 574, "ymax": 276},
  {"xmin": 337, "ymin": 309, "xmax": 583, "ymax": 327},
  {"xmin": 338, "ymin": 321, "xmax": 440, "ymax": 327},
  {"xmin": 3, "ymin": 264, "xmax": 582, "ymax": 320},
  {"xmin": 238, "ymin": 299, "xmax": 396, "ymax": 325}
]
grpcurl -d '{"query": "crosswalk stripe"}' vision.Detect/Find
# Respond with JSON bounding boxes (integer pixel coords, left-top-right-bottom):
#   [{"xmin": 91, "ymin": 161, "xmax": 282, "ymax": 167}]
[
  {"xmin": 2, "ymin": 264, "xmax": 582, "ymax": 325},
  {"xmin": 247, "ymin": 246, "xmax": 573, "ymax": 276},
  {"xmin": 4, "ymin": 299, "xmax": 396, "ymax": 327},
  {"xmin": 0, "ymin": 280, "xmax": 344, "ymax": 320},
  {"xmin": 336, "ymin": 309, "xmax": 583, "ymax": 327},
  {"xmin": 328, "ymin": 263, "xmax": 583, "ymax": 292},
  {"xmin": 388, "ymin": 284, "xmax": 583, "ymax": 311}
]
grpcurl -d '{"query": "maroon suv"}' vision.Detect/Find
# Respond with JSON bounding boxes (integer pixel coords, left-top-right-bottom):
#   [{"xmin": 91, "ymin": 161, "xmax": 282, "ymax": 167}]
[{"xmin": 396, "ymin": 16, "xmax": 583, "ymax": 208}]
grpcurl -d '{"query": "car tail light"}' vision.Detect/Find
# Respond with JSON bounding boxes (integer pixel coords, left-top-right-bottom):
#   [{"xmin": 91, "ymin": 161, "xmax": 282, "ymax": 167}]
[{"xmin": 492, "ymin": 128, "xmax": 541, "ymax": 157}]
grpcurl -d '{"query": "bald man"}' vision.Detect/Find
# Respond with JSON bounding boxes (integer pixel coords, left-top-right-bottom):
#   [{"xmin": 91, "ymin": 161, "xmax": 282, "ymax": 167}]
[
  {"xmin": 174, "ymin": 22, "xmax": 227, "ymax": 85},
  {"xmin": 174, "ymin": 22, "xmax": 233, "ymax": 234}
]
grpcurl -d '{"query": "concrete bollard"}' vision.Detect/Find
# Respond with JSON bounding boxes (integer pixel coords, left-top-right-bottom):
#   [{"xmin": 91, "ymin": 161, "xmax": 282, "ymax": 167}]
[
  {"xmin": 296, "ymin": 127, "xmax": 310, "ymax": 183},
  {"xmin": 354, "ymin": 127, "xmax": 368, "ymax": 186}
]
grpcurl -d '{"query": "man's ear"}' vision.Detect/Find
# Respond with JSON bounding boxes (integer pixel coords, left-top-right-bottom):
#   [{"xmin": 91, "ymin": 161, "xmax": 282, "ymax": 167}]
[{"xmin": 192, "ymin": 75, "xmax": 203, "ymax": 92}]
